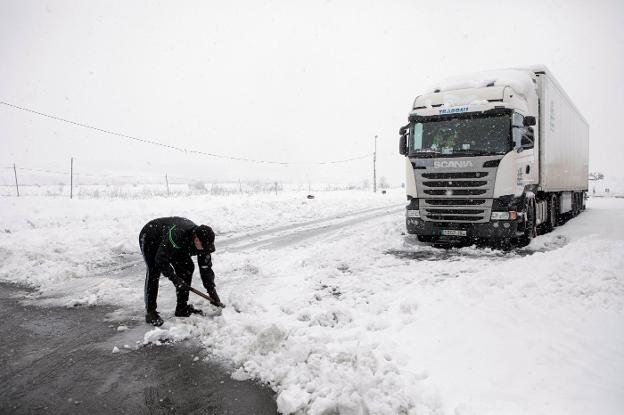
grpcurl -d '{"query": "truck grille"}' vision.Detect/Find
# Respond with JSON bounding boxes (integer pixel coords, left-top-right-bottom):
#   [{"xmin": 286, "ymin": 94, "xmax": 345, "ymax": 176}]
[
  {"xmin": 423, "ymin": 180, "xmax": 487, "ymax": 188},
  {"xmin": 413, "ymin": 160, "xmax": 499, "ymax": 224},
  {"xmin": 422, "ymin": 172, "xmax": 488, "ymax": 179},
  {"xmin": 424, "ymin": 189, "xmax": 487, "ymax": 196},
  {"xmin": 425, "ymin": 199, "xmax": 485, "ymax": 206}
]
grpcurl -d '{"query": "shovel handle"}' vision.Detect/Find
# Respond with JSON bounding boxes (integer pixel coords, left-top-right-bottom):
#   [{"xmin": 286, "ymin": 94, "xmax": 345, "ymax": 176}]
[
  {"xmin": 183, "ymin": 283, "xmax": 225, "ymax": 308},
  {"xmin": 188, "ymin": 286, "xmax": 213, "ymax": 302}
]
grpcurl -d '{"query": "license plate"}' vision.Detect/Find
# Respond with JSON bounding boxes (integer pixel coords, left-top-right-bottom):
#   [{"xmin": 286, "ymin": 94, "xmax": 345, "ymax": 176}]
[{"xmin": 441, "ymin": 229, "xmax": 467, "ymax": 237}]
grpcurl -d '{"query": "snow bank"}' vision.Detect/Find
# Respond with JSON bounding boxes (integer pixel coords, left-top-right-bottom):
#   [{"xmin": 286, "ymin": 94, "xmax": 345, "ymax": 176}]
[{"xmin": 134, "ymin": 198, "xmax": 624, "ymax": 414}]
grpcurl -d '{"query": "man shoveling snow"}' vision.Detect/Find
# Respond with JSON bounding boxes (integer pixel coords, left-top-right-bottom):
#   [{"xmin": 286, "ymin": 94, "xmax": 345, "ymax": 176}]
[{"xmin": 139, "ymin": 217, "xmax": 224, "ymax": 327}]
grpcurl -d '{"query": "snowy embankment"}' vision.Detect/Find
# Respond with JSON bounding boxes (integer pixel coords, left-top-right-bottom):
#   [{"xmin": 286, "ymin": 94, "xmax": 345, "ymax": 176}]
[{"xmin": 1, "ymin": 193, "xmax": 623, "ymax": 415}]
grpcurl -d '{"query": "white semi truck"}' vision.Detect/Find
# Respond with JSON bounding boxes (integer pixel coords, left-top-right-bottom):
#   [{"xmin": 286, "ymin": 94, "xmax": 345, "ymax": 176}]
[{"xmin": 398, "ymin": 66, "xmax": 588, "ymax": 246}]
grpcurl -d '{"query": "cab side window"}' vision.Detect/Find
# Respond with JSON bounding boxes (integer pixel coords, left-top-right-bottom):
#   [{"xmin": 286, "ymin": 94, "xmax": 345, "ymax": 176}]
[{"xmin": 513, "ymin": 113, "xmax": 534, "ymax": 150}]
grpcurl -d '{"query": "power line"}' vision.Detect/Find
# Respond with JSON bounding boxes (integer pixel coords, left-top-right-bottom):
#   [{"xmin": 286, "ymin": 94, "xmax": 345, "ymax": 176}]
[{"xmin": 1, "ymin": 100, "xmax": 372, "ymax": 165}]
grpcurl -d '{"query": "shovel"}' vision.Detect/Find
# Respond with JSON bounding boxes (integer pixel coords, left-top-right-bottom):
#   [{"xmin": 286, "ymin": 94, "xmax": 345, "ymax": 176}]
[{"xmin": 176, "ymin": 279, "xmax": 225, "ymax": 308}]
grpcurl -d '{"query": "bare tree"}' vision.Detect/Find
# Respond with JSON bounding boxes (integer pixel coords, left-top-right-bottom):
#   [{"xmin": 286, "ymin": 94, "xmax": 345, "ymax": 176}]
[{"xmin": 588, "ymin": 172, "xmax": 604, "ymax": 181}]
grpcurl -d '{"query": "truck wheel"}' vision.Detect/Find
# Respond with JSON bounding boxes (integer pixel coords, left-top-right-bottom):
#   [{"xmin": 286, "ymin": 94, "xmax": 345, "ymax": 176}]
[
  {"xmin": 573, "ymin": 192, "xmax": 581, "ymax": 216},
  {"xmin": 518, "ymin": 199, "xmax": 537, "ymax": 247},
  {"xmin": 544, "ymin": 194, "xmax": 558, "ymax": 233}
]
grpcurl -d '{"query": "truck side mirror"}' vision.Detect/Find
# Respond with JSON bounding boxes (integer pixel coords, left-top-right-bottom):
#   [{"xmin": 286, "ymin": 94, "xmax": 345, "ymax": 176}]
[
  {"xmin": 523, "ymin": 116, "xmax": 536, "ymax": 126},
  {"xmin": 399, "ymin": 135, "xmax": 408, "ymax": 155},
  {"xmin": 399, "ymin": 124, "xmax": 409, "ymax": 155}
]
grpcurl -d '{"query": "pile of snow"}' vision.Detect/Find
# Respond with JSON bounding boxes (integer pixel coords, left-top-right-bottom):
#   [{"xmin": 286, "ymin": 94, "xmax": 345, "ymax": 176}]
[
  {"xmin": 1, "ymin": 192, "xmax": 623, "ymax": 414},
  {"xmin": 147, "ymin": 198, "xmax": 623, "ymax": 415}
]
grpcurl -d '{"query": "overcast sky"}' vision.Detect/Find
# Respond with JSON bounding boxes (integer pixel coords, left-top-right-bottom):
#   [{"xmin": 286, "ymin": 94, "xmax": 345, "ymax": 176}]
[{"xmin": 1, "ymin": 0, "xmax": 623, "ymax": 186}]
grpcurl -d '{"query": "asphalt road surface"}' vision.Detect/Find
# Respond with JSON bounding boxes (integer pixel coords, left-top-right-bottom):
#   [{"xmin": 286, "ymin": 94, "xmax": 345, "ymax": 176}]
[{"xmin": 0, "ymin": 283, "xmax": 277, "ymax": 415}]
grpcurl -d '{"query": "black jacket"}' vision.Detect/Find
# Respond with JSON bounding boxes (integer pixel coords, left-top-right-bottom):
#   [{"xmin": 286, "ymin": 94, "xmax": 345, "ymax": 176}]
[{"xmin": 141, "ymin": 217, "xmax": 215, "ymax": 290}]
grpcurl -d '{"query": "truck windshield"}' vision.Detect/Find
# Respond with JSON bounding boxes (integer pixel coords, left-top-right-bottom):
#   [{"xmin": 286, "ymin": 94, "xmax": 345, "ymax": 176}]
[{"xmin": 409, "ymin": 114, "xmax": 511, "ymax": 157}]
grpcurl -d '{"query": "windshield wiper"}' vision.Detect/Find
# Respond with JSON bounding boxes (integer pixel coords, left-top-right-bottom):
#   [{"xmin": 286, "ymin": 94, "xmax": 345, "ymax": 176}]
[
  {"xmin": 452, "ymin": 149, "xmax": 487, "ymax": 155},
  {"xmin": 410, "ymin": 149, "xmax": 442, "ymax": 158},
  {"xmin": 452, "ymin": 149, "xmax": 506, "ymax": 156}
]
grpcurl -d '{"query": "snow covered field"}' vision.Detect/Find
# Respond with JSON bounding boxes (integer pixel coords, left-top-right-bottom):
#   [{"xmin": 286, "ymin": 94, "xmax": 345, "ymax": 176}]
[{"xmin": 1, "ymin": 191, "xmax": 623, "ymax": 415}]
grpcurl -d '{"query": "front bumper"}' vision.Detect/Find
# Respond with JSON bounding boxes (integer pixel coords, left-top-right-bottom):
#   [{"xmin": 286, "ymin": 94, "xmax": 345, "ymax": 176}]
[{"xmin": 406, "ymin": 217, "xmax": 522, "ymax": 240}]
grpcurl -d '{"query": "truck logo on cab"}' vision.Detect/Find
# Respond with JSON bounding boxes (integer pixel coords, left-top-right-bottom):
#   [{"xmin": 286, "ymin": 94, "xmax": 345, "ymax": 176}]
[
  {"xmin": 439, "ymin": 106, "xmax": 469, "ymax": 115},
  {"xmin": 433, "ymin": 160, "xmax": 473, "ymax": 168}
]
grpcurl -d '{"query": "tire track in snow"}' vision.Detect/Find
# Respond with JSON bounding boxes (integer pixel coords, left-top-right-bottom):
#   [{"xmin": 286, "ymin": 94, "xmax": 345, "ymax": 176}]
[
  {"xmin": 221, "ymin": 205, "xmax": 405, "ymax": 252},
  {"xmin": 94, "ymin": 204, "xmax": 404, "ymax": 276}
]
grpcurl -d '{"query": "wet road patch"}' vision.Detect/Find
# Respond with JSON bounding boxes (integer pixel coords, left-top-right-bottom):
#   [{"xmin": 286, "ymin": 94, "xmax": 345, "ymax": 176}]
[{"xmin": 0, "ymin": 283, "xmax": 277, "ymax": 415}]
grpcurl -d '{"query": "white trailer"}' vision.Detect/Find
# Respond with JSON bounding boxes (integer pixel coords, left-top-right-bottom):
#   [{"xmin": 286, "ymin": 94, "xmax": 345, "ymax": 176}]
[
  {"xmin": 537, "ymin": 69, "xmax": 589, "ymax": 193},
  {"xmin": 398, "ymin": 65, "xmax": 589, "ymax": 246}
]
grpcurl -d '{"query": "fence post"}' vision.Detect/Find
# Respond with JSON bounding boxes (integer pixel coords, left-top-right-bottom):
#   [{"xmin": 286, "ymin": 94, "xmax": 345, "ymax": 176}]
[
  {"xmin": 13, "ymin": 163, "xmax": 19, "ymax": 197},
  {"xmin": 70, "ymin": 157, "xmax": 73, "ymax": 199},
  {"xmin": 165, "ymin": 173, "xmax": 170, "ymax": 196},
  {"xmin": 373, "ymin": 135, "xmax": 377, "ymax": 193}
]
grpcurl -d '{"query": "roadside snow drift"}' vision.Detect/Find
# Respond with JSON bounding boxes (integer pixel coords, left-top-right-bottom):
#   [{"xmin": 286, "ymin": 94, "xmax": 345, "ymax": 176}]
[{"xmin": 1, "ymin": 192, "xmax": 622, "ymax": 415}]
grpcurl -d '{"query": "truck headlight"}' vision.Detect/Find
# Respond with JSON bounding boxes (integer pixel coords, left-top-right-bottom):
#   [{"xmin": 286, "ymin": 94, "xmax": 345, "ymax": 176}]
[
  {"xmin": 491, "ymin": 211, "xmax": 517, "ymax": 220},
  {"xmin": 406, "ymin": 210, "xmax": 421, "ymax": 218}
]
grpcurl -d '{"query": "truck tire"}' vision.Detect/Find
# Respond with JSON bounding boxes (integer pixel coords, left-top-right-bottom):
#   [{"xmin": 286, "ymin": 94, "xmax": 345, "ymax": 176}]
[
  {"xmin": 543, "ymin": 194, "xmax": 558, "ymax": 233},
  {"xmin": 573, "ymin": 192, "xmax": 582, "ymax": 216},
  {"xmin": 518, "ymin": 199, "xmax": 537, "ymax": 247}
]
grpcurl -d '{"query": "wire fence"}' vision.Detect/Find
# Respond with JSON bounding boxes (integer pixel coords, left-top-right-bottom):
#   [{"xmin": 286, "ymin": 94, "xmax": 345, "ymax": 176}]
[
  {"xmin": 0, "ymin": 100, "xmax": 387, "ymax": 198},
  {"xmin": 0, "ymin": 162, "xmax": 376, "ymax": 198}
]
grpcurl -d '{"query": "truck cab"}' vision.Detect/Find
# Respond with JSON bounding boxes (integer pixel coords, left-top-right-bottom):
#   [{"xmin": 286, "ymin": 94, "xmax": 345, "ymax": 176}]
[{"xmin": 399, "ymin": 68, "xmax": 587, "ymax": 246}]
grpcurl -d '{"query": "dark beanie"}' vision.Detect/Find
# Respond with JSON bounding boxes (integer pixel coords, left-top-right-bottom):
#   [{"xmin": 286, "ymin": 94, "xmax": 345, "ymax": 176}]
[{"xmin": 195, "ymin": 225, "xmax": 215, "ymax": 246}]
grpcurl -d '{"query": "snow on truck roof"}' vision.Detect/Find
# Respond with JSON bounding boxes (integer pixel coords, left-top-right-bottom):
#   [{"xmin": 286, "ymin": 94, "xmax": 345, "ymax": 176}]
[
  {"xmin": 426, "ymin": 67, "xmax": 539, "ymax": 96},
  {"xmin": 423, "ymin": 65, "xmax": 587, "ymax": 124}
]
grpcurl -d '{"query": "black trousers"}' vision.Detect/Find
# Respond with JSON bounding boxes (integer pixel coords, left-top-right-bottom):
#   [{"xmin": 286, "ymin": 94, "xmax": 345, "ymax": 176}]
[{"xmin": 139, "ymin": 232, "xmax": 194, "ymax": 312}]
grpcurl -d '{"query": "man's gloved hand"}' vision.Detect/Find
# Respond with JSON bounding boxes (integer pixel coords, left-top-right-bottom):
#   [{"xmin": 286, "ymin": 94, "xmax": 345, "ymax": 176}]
[{"xmin": 207, "ymin": 288, "xmax": 225, "ymax": 308}]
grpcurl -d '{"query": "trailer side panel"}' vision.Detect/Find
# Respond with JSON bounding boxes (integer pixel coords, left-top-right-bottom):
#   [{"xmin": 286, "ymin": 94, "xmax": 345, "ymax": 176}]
[{"xmin": 538, "ymin": 73, "xmax": 589, "ymax": 192}]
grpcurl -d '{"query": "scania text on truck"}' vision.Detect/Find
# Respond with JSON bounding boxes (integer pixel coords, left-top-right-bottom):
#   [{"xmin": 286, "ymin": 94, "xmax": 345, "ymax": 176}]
[{"xmin": 398, "ymin": 66, "xmax": 589, "ymax": 246}]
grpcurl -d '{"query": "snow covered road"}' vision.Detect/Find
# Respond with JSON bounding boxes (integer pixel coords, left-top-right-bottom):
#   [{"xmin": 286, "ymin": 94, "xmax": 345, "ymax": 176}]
[
  {"xmin": 1, "ymin": 192, "xmax": 622, "ymax": 415},
  {"xmin": 64, "ymin": 203, "xmax": 404, "ymax": 278},
  {"xmin": 222, "ymin": 204, "xmax": 404, "ymax": 252}
]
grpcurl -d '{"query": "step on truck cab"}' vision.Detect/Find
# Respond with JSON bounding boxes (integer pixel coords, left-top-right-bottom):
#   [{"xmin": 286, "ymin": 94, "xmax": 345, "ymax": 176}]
[{"xmin": 399, "ymin": 66, "xmax": 589, "ymax": 246}]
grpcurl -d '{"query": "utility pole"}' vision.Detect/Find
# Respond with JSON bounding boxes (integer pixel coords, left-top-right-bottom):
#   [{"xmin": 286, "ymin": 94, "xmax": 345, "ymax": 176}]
[
  {"xmin": 70, "ymin": 157, "xmax": 73, "ymax": 199},
  {"xmin": 165, "ymin": 173, "xmax": 170, "ymax": 196},
  {"xmin": 373, "ymin": 135, "xmax": 378, "ymax": 193},
  {"xmin": 13, "ymin": 163, "xmax": 19, "ymax": 197}
]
